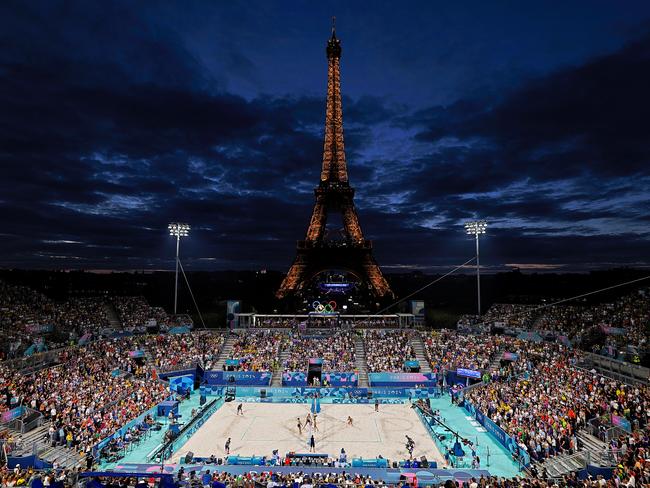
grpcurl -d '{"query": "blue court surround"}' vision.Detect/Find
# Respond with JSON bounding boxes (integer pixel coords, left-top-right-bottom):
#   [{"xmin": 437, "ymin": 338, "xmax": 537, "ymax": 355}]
[{"xmin": 94, "ymin": 370, "xmax": 523, "ymax": 480}]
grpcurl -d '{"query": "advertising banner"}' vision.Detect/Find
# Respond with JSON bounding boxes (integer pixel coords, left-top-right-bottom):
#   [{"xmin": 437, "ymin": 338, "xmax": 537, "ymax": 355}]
[
  {"xmin": 456, "ymin": 368, "xmax": 481, "ymax": 379},
  {"xmin": 318, "ymin": 371, "xmax": 358, "ymax": 387},
  {"xmin": 157, "ymin": 368, "xmax": 196, "ymax": 381},
  {"xmin": 168, "ymin": 375, "xmax": 194, "ymax": 393},
  {"xmin": 226, "ymin": 300, "xmax": 241, "ymax": 328},
  {"xmin": 368, "ymin": 372, "xmax": 436, "ymax": 386},
  {"xmin": 464, "ymin": 401, "xmax": 530, "ymax": 467},
  {"xmin": 200, "ymin": 385, "xmax": 440, "ymax": 400},
  {"xmin": 1, "ymin": 406, "xmax": 25, "ymax": 423},
  {"xmin": 601, "ymin": 326, "xmax": 626, "ymax": 335},
  {"xmin": 410, "ymin": 300, "xmax": 425, "ymax": 317},
  {"xmin": 204, "ymin": 370, "xmax": 272, "ymax": 386},
  {"xmin": 24, "ymin": 324, "xmax": 54, "ymax": 333},
  {"xmin": 611, "ymin": 414, "xmax": 632, "ymax": 432},
  {"xmin": 404, "ymin": 360, "xmax": 420, "ymax": 370}
]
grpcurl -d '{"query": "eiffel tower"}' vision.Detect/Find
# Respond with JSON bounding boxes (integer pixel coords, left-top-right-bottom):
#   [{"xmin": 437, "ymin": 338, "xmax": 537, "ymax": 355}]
[{"xmin": 276, "ymin": 22, "xmax": 393, "ymax": 299}]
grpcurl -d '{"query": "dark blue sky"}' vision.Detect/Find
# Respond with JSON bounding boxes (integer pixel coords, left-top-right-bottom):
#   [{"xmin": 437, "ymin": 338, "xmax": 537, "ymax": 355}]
[{"xmin": 1, "ymin": 0, "xmax": 650, "ymax": 272}]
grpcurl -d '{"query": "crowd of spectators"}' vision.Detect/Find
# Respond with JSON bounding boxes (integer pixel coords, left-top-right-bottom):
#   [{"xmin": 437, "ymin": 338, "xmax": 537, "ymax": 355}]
[
  {"xmin": 282, "ymin": 332, "xmax": 356, "ymax": 371},
  {"xmin": 340, "ymin": 317, "xmax": 401, "ymax": 328},
  {"xmin": 227, "ymin": 331, "xmax": 284, "ymax": 371},
  {"xmin": 465, "ymin": 342, "xmax": 649, "ymax": 466},
  {"xmin": 254, "ymin": 317, "xmax": 302, "ymax": 328},
  {"xmin": 146, "ymin": 332, "xmax": 225, "ymax": 372},
  {"xmin": 0, "ymin": 282, "xmax": 112, "ymax": 359},
  {"xmin": 3, "ymin": 465, "xmax": 647, "ymax": 488},
  {"xmin": 0, "ymin": 325, "xmax": 648, "ymax": 485},
  {"xmin": 0, "ymin": 282, "xmax": 198, "ymax": 358},
  {"xmin": 0, "ymin": 337, "xmax": 168, "ymax": 458},
  {"xmin": 0, "ymin": 280, "xmax": 206, "ymax": 361},
  {"xmin": 249, "ymin": 316, "xmax": 402, "ymax": 329},
  {"xmin": 477, "ymin": 290, "xmax": 649, "ymax": 359},
  {"xmin": 112, "ymin": 297, "xmax": 171, "ymax": 331},
  {"xmin": 532, "ymin": 291, "xmax": 649, "ymax": 355},
  {"xmin": 0, "ymin": 465, "xmax": 85, "ymax": 488},
  {"xmin": 172, "ymin": 469, "xmax": 391, "ymax": 487},
  {"xmin": 363, "ymin": 330, "xmax": 416, "ymax": 372},
  {"xmin": 482, "ymin": 304, "xmax": 539, "ymax": 330},
  {"xmin": 53, "ymin": 298, "xmax": 110, "ymax": 336},
  {"xmin": 606, "ymin": 431, "xmax": 649, "ymax": 487},
  {"xmin": 423, "ymin": 330, "xmax": 508, "ymax": 372},
  {"xmin": 531, "ymin": 305, "xmax": 583, "ymax": 336}
]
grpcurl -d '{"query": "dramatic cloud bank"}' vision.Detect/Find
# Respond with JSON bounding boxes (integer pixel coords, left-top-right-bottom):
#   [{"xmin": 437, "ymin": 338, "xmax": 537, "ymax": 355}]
[{"xmin": 1, "ymin": 1, "xmax": 649, "ymax": 271}]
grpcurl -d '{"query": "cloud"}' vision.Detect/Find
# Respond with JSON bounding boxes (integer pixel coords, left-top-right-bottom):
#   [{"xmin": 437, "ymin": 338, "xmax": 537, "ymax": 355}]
[{"xmin": 0, "ymin": 2, "xmax": 648, "ymax": 271}]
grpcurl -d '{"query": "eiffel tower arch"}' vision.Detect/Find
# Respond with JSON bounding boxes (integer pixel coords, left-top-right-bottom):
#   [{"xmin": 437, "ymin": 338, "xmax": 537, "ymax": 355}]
[{"xmin": 277, "ymin": 24, "xmax": 393, "ymax": 300}]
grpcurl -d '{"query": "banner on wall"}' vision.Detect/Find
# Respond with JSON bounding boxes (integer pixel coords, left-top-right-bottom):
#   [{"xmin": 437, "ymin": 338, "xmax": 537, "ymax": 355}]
[
  {"xmin": 200, "ymin": 385, "xmax": 440, "ymax": 399},
  {"xmin": 25, "ymin": 324, "xmax": 54, "ymax": 333},
  {"xmin": 410, "ymin": 300, "xmax": 425, "ymax": 317},
  {"xmin": 502, "ymin": 352, "xmax": 519, "ymax": 361},
  {"xmin": 204, "ymin": 370, "xmax": 272, "ymax": 386},
  {"xmin": 168, "ymin": 375, "xmax": 194, "ymax": 393},
  {"xmin": 157, "ymin": 369, "xmax": 196, "ymax": 381},
  {"xmin": 601, "ymin": 326, "xmax": 626, "ymax": 335},
  {"xmin": 465, "ymin": 401, "xmax": 530, "ymax": 467},
  {"xmin": 226, "ymin": 301, "xmax": 241, "ymax": 329},
  {"xmin": 93, "ymin": 400, "xmax": 163, "ymax": 455},
  {"xmin": 611, "ymin": 414, "xmax": 632, "ymax": 432},
  {"xmin": 1, "ymin": 406, "xmax": 25, "ymax": 423},
  {"xmin": 367, "ymin": 372, "xmax": 436, "ymax": 387},
  {"xmin": 456, "ymin": 368, "xmax": 481, "ymax": 379}
]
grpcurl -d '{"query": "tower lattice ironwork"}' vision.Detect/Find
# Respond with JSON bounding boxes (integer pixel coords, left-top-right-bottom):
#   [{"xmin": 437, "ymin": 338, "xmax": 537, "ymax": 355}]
[{"xmin": 277, "ymin": 23, "xmax": 393, "ymax": 299}]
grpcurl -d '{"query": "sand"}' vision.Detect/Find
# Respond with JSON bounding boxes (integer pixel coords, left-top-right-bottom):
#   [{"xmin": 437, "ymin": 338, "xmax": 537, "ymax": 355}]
[{"xmin": 171, "ymin": 401, "xmax": 445, "ymax": 466}]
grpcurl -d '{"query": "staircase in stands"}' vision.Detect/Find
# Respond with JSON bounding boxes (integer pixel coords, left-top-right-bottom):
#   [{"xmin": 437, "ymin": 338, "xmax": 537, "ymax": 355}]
[
  {"xmin": 353, "ymin": 335, "xmax": 370, "ymax": 387},
  {"xmin": 534, "ymin": 431, "xmax": 612, "ymax": 479},
  {"xmin": 271, "ymin": 346, "xmax": 291, "ymax": 387},
  {"xmin": 410, "ymin": 333, "xmax": 433, "ymax": 373},
  {"xmin": 577, "ymin": 431, "xmax": 614, "ymax": 467},
  {"xmin": 488, "ymin": 350, "xmax": 505, "ymax": 374},
  {"xmin": 13, "ymin": 424, "xmax": 84, "ymax": 469},
  {"xmin": 213, "ymin": 333, "xmax": 238, "ymax": 370},
  {"xmin": 104, "ymin": 302, "xmax": 122, "ymax": 329}
]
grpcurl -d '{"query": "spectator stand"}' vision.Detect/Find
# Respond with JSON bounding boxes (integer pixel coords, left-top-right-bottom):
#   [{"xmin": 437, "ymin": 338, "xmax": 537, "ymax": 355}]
[
  {"xmin": 78, "ymin": 471, "xmax": 176, "ymax": 488},
  {"xmin": 234, "ymin": 313, "xmax": 415, "ymax": 329}
]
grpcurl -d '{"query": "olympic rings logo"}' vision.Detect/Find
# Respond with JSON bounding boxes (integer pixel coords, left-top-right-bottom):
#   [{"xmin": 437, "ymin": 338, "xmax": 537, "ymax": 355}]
[{"xmin": 312, "ymin": 300, "xmax": 337, "ymax": 313}]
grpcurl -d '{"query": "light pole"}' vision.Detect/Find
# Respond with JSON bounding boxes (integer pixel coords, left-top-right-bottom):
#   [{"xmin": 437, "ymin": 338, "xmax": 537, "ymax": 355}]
[
  {"xmin": 464, "ymin": 220, "xmax": 487, "ymax": 316},
  {"xmin": 168, "ymin": 222, "xmax": 190, "ymax": 314}
]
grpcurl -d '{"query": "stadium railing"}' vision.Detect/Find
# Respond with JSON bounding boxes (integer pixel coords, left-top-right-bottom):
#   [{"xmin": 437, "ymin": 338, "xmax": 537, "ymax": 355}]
[
  {"xmin": 1, "ymin": 406, "xmax": 44, "ymax": 435},
  {"xmin": 1, "ymin": 346, "xmax": 73, "ymax": 373},
  {"xmin": 581, "ymin": 352, "xmax": 649, "ymax": 385},
  {"xmin": 148, "ymin": 397, "xmax": 223, "ymax": 464},
  {"xmin": 587, "ymin": 417, "xmax": 630, "ymax": 445}
]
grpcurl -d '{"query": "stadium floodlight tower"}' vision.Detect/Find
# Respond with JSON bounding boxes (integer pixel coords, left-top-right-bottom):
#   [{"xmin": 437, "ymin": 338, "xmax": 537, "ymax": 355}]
[
  {"xmin": 168, "ymin": 222, "xmax": 190, "ymax": 314},
  {"xmin": 464, "ymin": 220, "xmax": 487, "ymax": 317}
]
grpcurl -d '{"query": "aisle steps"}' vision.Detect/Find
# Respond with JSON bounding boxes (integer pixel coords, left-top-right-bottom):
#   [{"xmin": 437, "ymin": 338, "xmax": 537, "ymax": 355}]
[
  {"xmin": 410, "ymin": 333, "xmax": 433, "ymax": 373},
  {"xmin": 539, "ymin": 452, "xmax": 586, "ymax": 478},
  {"xmin": 271, "ymin": 348, "xmax": 290, "ymax": 387},
  {"xmin": 578, "ymin": 431, "xmax": 613, "ymax": 466},
  {"xmin": 488, "ymin": 351, "xmax": 504, "ymax": 373},
  {"xmin": 354, "ymin": 336, "xmax": 369, "ymax": 388},
  {"xmin": 213, "ymin": 333, "xmax": 238, "ymax": 370},
  {"xmin": 104, "ymin": 302, "xmax": 122, "ymax": 329}
]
